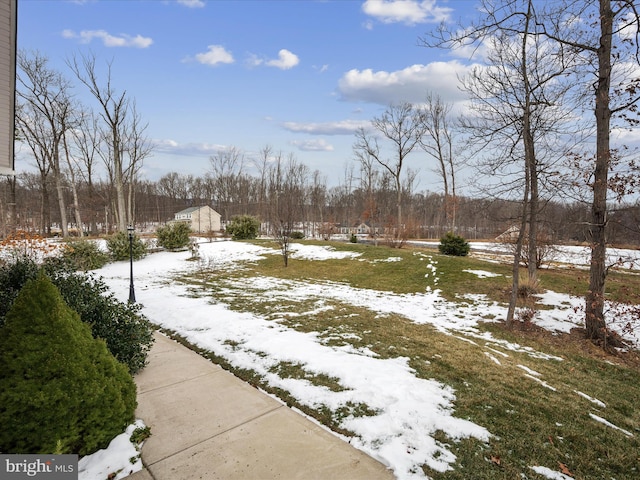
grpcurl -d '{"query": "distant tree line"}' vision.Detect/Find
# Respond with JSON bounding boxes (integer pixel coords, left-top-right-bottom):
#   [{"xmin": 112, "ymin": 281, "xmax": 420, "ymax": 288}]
[{"xmin": 2, "ymin": 165, "xmax": 639, "ymax": 246}]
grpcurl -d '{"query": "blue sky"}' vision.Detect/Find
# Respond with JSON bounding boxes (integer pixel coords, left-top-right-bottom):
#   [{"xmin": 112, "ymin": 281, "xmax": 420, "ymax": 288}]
[{"xmin": 17, "ymin": 0, "xmax": 482, "ymax": 189}]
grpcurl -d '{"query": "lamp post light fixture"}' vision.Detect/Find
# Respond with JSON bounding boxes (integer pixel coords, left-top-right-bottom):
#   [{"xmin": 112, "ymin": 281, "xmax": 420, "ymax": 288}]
[{"xmin": 127, "ymin": 224, "xmax": 136, "ymax": 304}]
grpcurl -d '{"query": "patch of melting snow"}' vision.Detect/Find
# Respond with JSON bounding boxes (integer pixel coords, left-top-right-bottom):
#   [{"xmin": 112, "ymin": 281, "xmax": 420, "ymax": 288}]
[
  {"xmin": 524, "ymin": 374, "xmax": 557, "ymax": 391},
  {"xmin": 463, "ymin": 269, "xmax": 502, "ymax": 278},
  {"xmin": 517, "ymin": 364, "xmax": 541, "ymax": 376},
  {"xmin": 484, "ymin": 352, "xmax": 502, "ymax": 365},
  {"xmin": 530, "ymin": 465, "xmax": 574, "ymax": 480},
  {"xmin": 589, "ymin": 413, "xmax": 634, "ymax": 437},
  {"xmin": 575, "ymin": 391, "xmax": 606, "ymax": 408}
]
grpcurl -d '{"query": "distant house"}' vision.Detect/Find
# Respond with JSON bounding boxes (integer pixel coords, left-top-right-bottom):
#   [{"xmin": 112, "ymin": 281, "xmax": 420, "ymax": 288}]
[{"xmin": 173, "ymin": 206, "xmax": 222, "ymax": 233}]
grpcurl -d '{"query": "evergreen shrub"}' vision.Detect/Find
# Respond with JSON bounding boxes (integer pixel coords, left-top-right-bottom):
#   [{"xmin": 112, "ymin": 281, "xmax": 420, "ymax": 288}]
[
  {"xmin": 106, "ymin": 231, "xmax": 147, "ymax": 261},
  {"xmin": 0, "ymin": 257, "xmax": 154, "ymax": 374},
  {"xmin": 61, "ymin": 239, "xmax": 110, "ymax": 271},
  {"xmin": 226, "ymin": 215, "xmax": 260, "ymax": 240},
  {"xmin": 290, "ymin": 231, "xmax": 305, "ymax": 240},
  {"xmin": 0, "ymin": 256, "xmax": 39, "ymax": 328},
  {"xmin": 156, "ymin": 222, "xmax": 191, "ymax": 250},
  {"xmin": 0, "ymin": 274, "xmax": 136, "ymax": 455},
  {"xmin": 438, "ymin": 232, "xmax": 470, "ymax": 256}
]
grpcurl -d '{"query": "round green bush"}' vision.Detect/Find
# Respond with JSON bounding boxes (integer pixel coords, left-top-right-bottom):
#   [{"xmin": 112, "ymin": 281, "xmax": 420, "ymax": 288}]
[
  {"xmin": 0, "ymin": 274, "xmax": 136, "ymax": 455},
  {"xmin": 156, "ymin": 222, "xmax": 192, "ymax": 250},
  {"xmin": 61, "ymin": 239, "xmax": 110, "ymax": 271},
  {"xmin": 438, "ymin": 232, "xmax": 470, "ymax": 256},
  {"xmin": 0, "ymin": 256, "xmax": 154, "ymax": 374},
  {"xmin": 226, "ymin": 215, "xmax": 260, "ymax": 240},
  {"xmin": 106, "ymin": 231, "xmax": 147, "ymax": 261}
]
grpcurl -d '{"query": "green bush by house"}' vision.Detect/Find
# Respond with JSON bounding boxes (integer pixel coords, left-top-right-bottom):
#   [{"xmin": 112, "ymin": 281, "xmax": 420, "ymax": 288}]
[
  {"xmin": 0, "ymin": 274, "xmax": 136, "ymax": 455},
  {"xmin": 156, "ymin": 222, "xmax": 191, "ymax": 250},
  {"xmin": 226, "ymin": 215, "xmax": 260, "ymax": 240},
  {"xmin": 439, "ymin": 231, "xmax": 470, "ymax": 256}
]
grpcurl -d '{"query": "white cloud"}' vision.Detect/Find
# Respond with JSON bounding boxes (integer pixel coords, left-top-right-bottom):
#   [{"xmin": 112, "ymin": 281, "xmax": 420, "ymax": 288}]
[
  {"xmin": 248, "ymin": 49, "xmax": 300, "ymax": 70},
  {"xmin": 176, "ymin": 0, "xmax": 205, "ymax": 7},
  {"xmin": 61, "ymin": 29, "xmax": 153, "ymax": 48},
  {"xmin": 289, "ymin": 139, "xmax": 335, "ymax": 152},
  {"xmin": 266, "ymin": 49, "xmax": 300, "ymax": 70},
  {"xmin": 194, "ymin": 45, "xmax": 235, "ymax": 66},
  {"xmin": 362, "ymin": 0, "xmax": 452, "ymax": 26},
  {"xmin": 282, "ymin": 120, "xmax": 371, "ymax": 135},
  {"xmin": 338, "ymin": 61, "xmax": 472, "ymax": 106},
  {"xmin": 153, "ymin": 139, "xmax": 227, "ymax": 156}
]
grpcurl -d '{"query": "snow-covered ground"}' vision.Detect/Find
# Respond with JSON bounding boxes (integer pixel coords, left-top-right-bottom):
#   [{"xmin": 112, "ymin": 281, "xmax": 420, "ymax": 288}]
[
  {"xmin": 412, "ymin": 240, "xmax": 640, "ymax": 271},
  {"xmin": 78, "ymin": 239, "xmax": 639, "ymax": 480}
]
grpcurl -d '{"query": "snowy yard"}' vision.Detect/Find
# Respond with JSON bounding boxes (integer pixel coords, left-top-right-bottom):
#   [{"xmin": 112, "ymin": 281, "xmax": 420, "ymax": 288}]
[{"xmin": 82, "ymin": 239, "xmax": 640, "ymax": 480}]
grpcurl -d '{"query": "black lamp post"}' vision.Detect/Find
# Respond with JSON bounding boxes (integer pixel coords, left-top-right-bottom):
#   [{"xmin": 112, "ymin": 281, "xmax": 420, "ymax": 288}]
[{"xmin": 127, "ymin": 224, "xmax": 136, "ymax": 303}]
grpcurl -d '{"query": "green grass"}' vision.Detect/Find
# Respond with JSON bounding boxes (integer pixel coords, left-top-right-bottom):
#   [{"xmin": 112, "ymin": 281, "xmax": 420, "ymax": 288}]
[{"xmin": 169, "ymin": 239, "xmax": 640, "ymax": 479}]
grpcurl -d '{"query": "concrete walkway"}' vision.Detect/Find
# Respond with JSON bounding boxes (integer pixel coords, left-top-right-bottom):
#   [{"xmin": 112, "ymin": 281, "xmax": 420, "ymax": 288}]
[{"xmin": 127, "ymin": 332, "xmax": 395, "ymax": 480}]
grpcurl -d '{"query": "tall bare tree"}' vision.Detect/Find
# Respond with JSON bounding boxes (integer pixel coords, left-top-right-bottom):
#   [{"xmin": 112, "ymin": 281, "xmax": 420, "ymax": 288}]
[
  {"xmin": 68, "ymin": 108, "xmax": 100, "ymax": 235},
  {"xmin": 419, "ymin": 93, "xmax": 458, "ymax": 232},
  {"xmin": 354, "ymin": 141, "xmax": 382, "ymax": 244},
  {"xmin": 533, "ymin": 0, "xmax": 640, "ymax": 345},
  {"xmin": 68, "ymin": 53, "xmax": 146, "ymax": 232},
  {"xmin": 423, "ymin": 0, "xmax": 640, "ymax": 344},
  {"xmin": 16, "ymin": 50, "xmax": 77, "ymax": 237},
  {"xmin": 354, "ymin": 103, "xmax": 426, "ymax": 243},
  {"xmin": 423, "ymin": 0, "xmax": 577, "ymax": 323}
]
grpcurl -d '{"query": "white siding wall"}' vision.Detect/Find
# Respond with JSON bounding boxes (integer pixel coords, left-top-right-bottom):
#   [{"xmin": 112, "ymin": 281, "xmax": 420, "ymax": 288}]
[{"xmin": 0, "ymin": 0, "xmax": 16, "ymax": 175}]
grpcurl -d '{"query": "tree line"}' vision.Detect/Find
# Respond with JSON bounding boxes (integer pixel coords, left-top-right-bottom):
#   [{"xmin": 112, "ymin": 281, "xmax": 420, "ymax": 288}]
[{"xmin": 3, "ymin": 159, "xmax": 639, "ymax": 246}]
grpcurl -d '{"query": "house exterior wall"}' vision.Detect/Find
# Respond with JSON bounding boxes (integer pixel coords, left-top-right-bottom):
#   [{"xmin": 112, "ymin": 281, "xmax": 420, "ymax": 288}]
[
  {"xmin": 193, "ymin": 208, "xmax": 221, "ymax": 233},
  {"xmin": 189, "ymin": 207, "xmax": 221, "ymax": 233},
  {"xmin": 0, "ymin": 0, "xmax": 16, "ymax": 175}
]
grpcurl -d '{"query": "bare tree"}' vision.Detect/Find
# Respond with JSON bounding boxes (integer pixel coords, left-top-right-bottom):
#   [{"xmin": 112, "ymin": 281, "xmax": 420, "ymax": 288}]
[
  {"xmin": 419, "ymin": 93, "xmax": 458, "ymax": 232},
  {"xmin": 423, "ymin": 0, "xmax": 576, "ymax": 323},
  {"xmin": 533, "ymin": 0, "xmax": 640, "ymax": 345},
  {"xmin": 16, "ymin": 50, "xmax": 78, "ymax": 237},
  {"xmin": 309, "ymin": 170, "xmax": 327, "ymax": 239},
  {"xmin": 68, "ymin": 53, "xmax": 146, "ymax": 232},
  {"xmin": 354, "ymin": 142, "xmax": 382, "ymax": 244},
  {"xmin": 268, "ymin": 153, "xmax": 307, "ymax": 266},
  {"xmin": 423, "ymin": 0, "xmax": 640, "ymax": 344},
  {"xmin": 69, "ymin": 108, "xmax": 102, "ymax": 235},
  {"xmin": 122, "ymin": 101, "xmax": 152, "ymax": 225},
  {"xmin": 354, "ymin": 103, "xmax": 426, "ymax": 244},
  {"xmin": 209, "ymin": 146, "xmax": 244, "ymax": 221}
]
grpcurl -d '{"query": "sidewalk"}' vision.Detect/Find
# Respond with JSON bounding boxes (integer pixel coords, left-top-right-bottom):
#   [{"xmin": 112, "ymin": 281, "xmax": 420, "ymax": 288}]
[{"xmin": 127, "ymin": 332, "xmax": 395, "ymax": 480}]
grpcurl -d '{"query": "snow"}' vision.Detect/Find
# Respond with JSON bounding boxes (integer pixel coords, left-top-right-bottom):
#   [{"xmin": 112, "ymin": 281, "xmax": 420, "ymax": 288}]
[
  {"xmin": 463, "ymin": 269, "xmax": 502, "ymax": 278},
  {"xmin": 23, "ymin": 239, "xmax": 639, "ymax": 479},
  {"xmin": 589, "ymin": 413, "xmax": 635, "ymax": 438},
  {"xmin": 411, "ymin": 241, "xmax": 640, "ymax": 272},
  {"xmin": 530, "ymin": 465, "xmax": 574, "ymax": 480},
  {"xmin": 575, "ymin": 391, "xmax": 606, "ymax": 408},
  {"xmin": 78, "ymin": 420, "xmax": 146, "ymax": 480}
]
